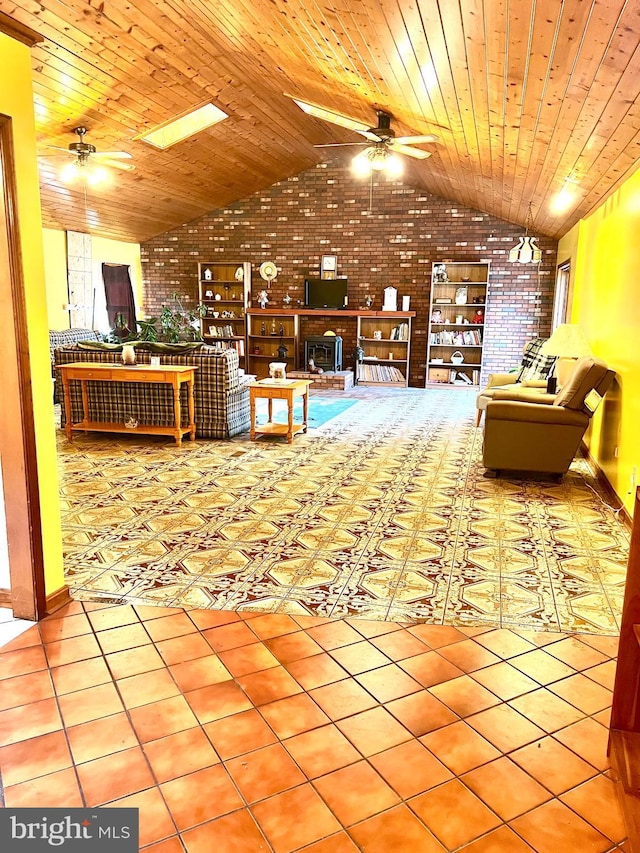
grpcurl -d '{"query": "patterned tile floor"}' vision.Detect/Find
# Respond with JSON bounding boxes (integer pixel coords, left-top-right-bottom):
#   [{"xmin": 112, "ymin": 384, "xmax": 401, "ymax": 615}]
[
  {"xmin": 57, "ymin": 387, "xmax": 629, "ymax": 635},
  {"xmin": 0, "ymin": 601, "xmax": 627, "ymax": 852}
]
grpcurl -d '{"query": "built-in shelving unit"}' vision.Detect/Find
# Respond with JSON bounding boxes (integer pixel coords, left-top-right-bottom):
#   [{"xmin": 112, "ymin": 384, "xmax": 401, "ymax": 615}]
[
  {"xmin": 426, "ymin": 261, "xmax": 490, "ymax": 387},
  {"xmin": 356, "ymin": 315, "xmax": 412, "ymax": 386},
  {"xmin": 198, "ymin": 262, "xmax": 250, "ymax": 367},
  {"xmin": 246, "ymin": 311, "xmax": 299, "ymax": 379}
]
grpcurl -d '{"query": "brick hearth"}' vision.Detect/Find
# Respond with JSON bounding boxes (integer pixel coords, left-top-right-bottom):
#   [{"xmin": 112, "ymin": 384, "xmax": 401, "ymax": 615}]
[{"xmin": 288, "ymin": 369, "xmax": 354, "ymax": 390}]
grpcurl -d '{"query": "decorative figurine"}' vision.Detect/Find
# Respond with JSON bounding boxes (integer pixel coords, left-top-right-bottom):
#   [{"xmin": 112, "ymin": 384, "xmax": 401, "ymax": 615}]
[
  {"xmin": 433, "ymin": 263, "xmax": 448, "ymax": 282},
  {"xmin": 283, "ymin": 292, "xmax": 292, "ymax": 306},
  {"xmin": 256, "ymin": 290, "xmax": 269, "ymax": 308},
  {"xmin": 364, "ymin": 295, "xmax": 373, "ymax": 309},
  {"xmin": 472, "ymin": 308, "xmax": 484, "ymax": 324}
]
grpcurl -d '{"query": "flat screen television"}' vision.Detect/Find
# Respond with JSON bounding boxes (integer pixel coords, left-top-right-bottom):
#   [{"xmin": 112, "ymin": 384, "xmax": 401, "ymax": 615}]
[{"xmin": 304, "ymin": 278, "xmax": 349, "ymax": 309}]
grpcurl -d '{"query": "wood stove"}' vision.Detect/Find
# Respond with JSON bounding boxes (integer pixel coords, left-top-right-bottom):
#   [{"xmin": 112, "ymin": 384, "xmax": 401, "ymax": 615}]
[{"xmin": 304, "ymin": 336, "xmax": 343, "ymax": 371}]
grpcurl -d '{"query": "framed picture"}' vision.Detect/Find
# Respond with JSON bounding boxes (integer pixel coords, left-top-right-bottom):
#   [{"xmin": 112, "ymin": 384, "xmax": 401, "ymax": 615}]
[{"xmin": 321, "ymin": 254, "xmax": 337, "ymax": 280}]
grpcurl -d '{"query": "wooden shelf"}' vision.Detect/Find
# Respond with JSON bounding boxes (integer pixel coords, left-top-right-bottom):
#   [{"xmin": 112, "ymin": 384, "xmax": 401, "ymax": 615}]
[{"xmin": 199, "ymin": 262, "xmax": 250, "ymax": 368}]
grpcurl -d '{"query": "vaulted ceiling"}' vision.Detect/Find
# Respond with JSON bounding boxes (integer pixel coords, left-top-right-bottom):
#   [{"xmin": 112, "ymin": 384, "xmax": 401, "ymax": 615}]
[{"xmin": 4, "ymin": 0, "xmax": 640, "ymax": 244}]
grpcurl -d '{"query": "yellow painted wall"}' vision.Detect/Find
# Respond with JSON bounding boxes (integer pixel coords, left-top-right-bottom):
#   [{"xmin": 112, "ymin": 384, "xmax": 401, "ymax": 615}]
[
  {"xmin": 0, "ymin": 31, "xmax": 64, "ymax": 598},
  {"xmin": 42, "ymin": 228, "xmax": 143, "ymax": 331},
  {"xmin": 558, "ymin": 174, "xmax": 640, "ymax": 516}
]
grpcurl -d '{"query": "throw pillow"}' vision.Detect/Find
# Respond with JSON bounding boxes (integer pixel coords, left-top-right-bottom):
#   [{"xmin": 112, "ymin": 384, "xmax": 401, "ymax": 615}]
[{"xmin": 516, "ymin": 338, "xmax": 556, "ymax": 382}]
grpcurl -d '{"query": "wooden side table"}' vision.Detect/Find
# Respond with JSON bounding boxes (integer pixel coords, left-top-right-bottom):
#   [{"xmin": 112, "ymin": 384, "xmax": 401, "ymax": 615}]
[
  {"xmin": 249, "ymin": 379, "xmax": 312, "ymax": 443},
  {"xmin": 58, "ymin": 362, "xmax": 197, "ymax": 446}
]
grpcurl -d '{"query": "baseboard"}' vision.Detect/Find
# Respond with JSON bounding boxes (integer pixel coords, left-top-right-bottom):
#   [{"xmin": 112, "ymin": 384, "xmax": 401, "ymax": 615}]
[
  {"xmin": 0, "ymin": 588, "xmax": 10, "ymax": 608},
  {"xmin": 45, "ymin": 584, "xmax": 71, "ymax": 615},
  {"xmin": 580, "ymin": 441, "xmax": 632, "ymax": 531}
]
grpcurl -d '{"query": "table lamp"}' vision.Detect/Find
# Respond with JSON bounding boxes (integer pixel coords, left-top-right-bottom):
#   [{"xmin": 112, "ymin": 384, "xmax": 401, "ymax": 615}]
[{"xmin": 542, "ymin": 324, "xmax": 592, "ymax": 390}]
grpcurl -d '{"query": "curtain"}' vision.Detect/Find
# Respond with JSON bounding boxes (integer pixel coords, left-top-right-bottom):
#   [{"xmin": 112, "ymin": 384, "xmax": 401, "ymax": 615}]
[{"xmin": 102, "ymin": 264, "xmax": 136, "ymax": 338}]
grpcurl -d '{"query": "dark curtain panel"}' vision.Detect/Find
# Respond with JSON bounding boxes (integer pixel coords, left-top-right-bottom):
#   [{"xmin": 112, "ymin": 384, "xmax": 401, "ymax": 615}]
[{"xmin": 102, "ymin": 263, "xmax": 136, "ymax": 338}]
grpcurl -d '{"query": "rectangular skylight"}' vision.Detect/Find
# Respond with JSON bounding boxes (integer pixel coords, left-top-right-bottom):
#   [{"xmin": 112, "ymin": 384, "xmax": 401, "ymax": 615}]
[{"xmin": 139, "ymin": 103, "xmax": 228, "ymax": 149}]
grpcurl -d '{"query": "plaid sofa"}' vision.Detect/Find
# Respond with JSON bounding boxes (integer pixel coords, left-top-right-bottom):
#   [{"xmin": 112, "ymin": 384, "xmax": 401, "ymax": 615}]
[{"xmin": 53, "ymin": 344, "xmax": 253, "ymax": 439}]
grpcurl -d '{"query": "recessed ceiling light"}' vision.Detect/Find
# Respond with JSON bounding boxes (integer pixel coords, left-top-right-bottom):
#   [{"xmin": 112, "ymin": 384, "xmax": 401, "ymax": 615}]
[{"xmin": 138, "ymin": 103, "xmax": 228, "ymax": 149}]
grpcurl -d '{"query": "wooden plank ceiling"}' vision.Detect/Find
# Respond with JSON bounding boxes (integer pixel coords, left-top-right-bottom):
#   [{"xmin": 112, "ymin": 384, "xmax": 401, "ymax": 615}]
[{"xmin": 3, "ymin": 0, "xmax": 639, "ymax": 243}]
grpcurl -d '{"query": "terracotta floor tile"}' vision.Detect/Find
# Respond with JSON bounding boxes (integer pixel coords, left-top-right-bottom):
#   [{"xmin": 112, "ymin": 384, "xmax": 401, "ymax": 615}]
[
  {"xmin": 545, "ymin": 636, "xmax": 609, "ymax": 669},
  {"xmin": 294, "ymin": 615, "xmax": 340, "ymax": 629},
  {"xmin": 265, "ymin": 631, "xmax": 324, "ymax": 663},
  {"xmin": 355, "ymin": 662, "xmax": 422, "ymax": 703},
  {"xmin": 369, "ymin": 739, "xmax": 452, "ymax": 798},
  {"xmin": 88, "ymin": 604, "xmax": 139, "ymax": 631},
  {"xmin": 0, "ymin": 697, "xmax": 63, "ymax": 747},
  {"xmin": 473, "ymin": 628, "xmax": 536, "ymax": 658},
  {"xmin": 142, "ymin": 837, "xmax": 184, "ymax": 853},
  {"xmin": 299, "ymin": 832, "xmax": 359, "ymax": 853},
  {"xmin": 306, "ymin": 620, "xmax": 363, "ymax": 650},
  {"xmin": 168, "ymin": 654, "xmax": 232, "ymax": 693},
  {"xmin": 129, "ymin": 694, "xmax": 198, "ymax": 743},
  {"xmin": 410, "ymin": 778, "xmax": 501, "ymax": 849},
  {"xmin": 143, "ymin": 726, "xmax": 220, "ymax": 783},
  {"xmin": 309, "ymin": 678, "xmax": 378, "ymax": 720},
  {"xmin": 259, "ymin": 692, "xmax": 329, "ymax": 739},
  {"xmin": 77, "ymin": 745, "xmax": 155, "ymax": 805},
  {"xmin": 144, "ymin": 612, "xmax": 198, "ymax": 642},
  {"xmin": 106, "ymin": 645, "xmax": 165, "ymax": 679},
  {"xmin": 0, "ymin": 645, "xmax": 48, "ymax": 680},
  {"xmin": 547, "ymin": 672, "xmax": 613, "ymax": 715},
  {"xmin": 97, "ymin": 622, "xmax": 152, "ymax": 654},
  {"xmin": 50, "ymin": 656, "xmax": 112, "ymax": 694},
  {"xmin": 471, "ymin": 661, "xmax": 539, "ymax": 701},
  {"xmin": 467, "ymin": 704, "xmax": 546, "ymax": 752},
  {"xmin": 560, "ymin": 774, "xmax": 626, "ymax": 842},
  {"xmin": 134, "ymin": 604, "xmax": 185, "ymax": 621},
  {"xmin": 0, "ymin": 625, "xmax": 43, "ymax": 652},
  {"xmin": 510, "ymin": 736, "xmax": 597, "ymax": 794},
  {"xmin": 369, "ymin": 628, "xmax": 431, "ymax": 661},
  {"xmin": 509, "ymin": 688, "xmax": 585, "ymax": 732},
  {"xmin": 463, "ymin": 756, "xmax": 551, "ymax": 820},
  {"xmin": 181, "ymin": 809, "xmax": 269, "ymax": 853},
  {"xmin": 509, "ymin": 648, "xmax": 576, "ymax": 685},
  {"xmin": 554, "ymin": 717, "xmax": 611, "ymax": 771},
  {"xmin": 420, "ymin": 720, "xmax": 501, "ymax": 775},
  {"xmin": 156, "ymin": 633, "xmax": 213, "ymax": 666},
  {"xmin": 67, "ymin": 711, "xmax": 138, "ymax": 764},
  {"xmin": 386, "ymin": 690, "xmax": 458, "ymax": 736},
  {"xmin": 284, "ymin": 652, "xmax": 348, "ymax": 690},
  {"xmin": 578, "ymin": 634, "xmax": 618, "ymax": 657},
  {"xmin": 251, "ymin": 783, "xmax": 341, "ymax": 853},
  {"xmin": 430, "ymin": 674, "xmax": 500, "ymax": 717},
  {"xmin": 204, "ymin": 709, "xmax": 277, "ymax": 759},
  {"xmin": 349, "ymin": 804, "xmax": 445, "ymax": 853},
  {"xmin": 107, "ymin": 786, "xmax": 176, "ymax": 848},
  {"xmin": 314, "ymin": 760, "xmax": 400, "ymax": 825},
  {"xmin": 346, "ymin": 618, "xmax": 403, "ymax": 639},
  {"xmin": 0, "ymin": 730, "xmax": 72, "ymax": 787},
  {"xmin": 459, "ymin": 825, "xmax": 537, "ymax": 852},
  {"xmin": 583, "ymin": 660, "xmax": 617, "ymax": 690},
  {"xmin": 203, "ymin": 620, "xmax": 258, "ymax": 652},
  {"xmin": 58, "ymin": 681, "xmax": 124, "ymax": 727},
  {"xmin": 0, "ymin": 669, "xmax": 54, "ymax": 711},
  {"xmin": 238, "ymin": 665, "xmax": 303, "ymax": 706},
  {"xmin": 328, "ymin": 640, "xmax": 391, "ymax": 674},
  {"xmin": 283, "ymin": 723, "xmax": 361, "ymax": 778},
  {"xmin": 398, "ymin": 650, "xmax": 465, "ymax": 687},
  {"xmin": 3, "ymin": 767, "xmax": 84, "ymax": 808},
  {"xmin": 217, "ymin": 642, "xmax": 280, "ymax": 677},
  {"xmin": 161, "ymin": 765, "xmax": 243, "ymax": 830},
  {"xmin": 406, "ymin": 624, "xmax": 467, "ymax": 648},
  {"xmin": 510, "ymin": 799, "xmax": 611, "ymax": 853},
  {"xmin": 187, "ymin": 610, "xmax": 242, "ymax": 630},
  {"xmin": 594, "ymin": 707, "xmax": 612, "ymax": 727},
  {"xmin": 42, "ymin": 601, "xmax": 85, "ymax": 620},
  {"xmin": 336, "ymin": 706, "xmax": 412, "ymax": 756},
  {"xmin": 438, "ymin": 639, "xmax": 501, "ymax": 672},
  {"xmin": 243, "ymin": 613, "xmax": 299, "ymax": 640},
  {"xmin": 226, "ymin": 742, "xmax": 305, "ymax": 803},
  {"xmin": 185, "ymin": 679, "xmax": 252, "ymax": 724},
  {"xmin": 117, "ymin": 668, "xmax": 181, "ymax": 710},
  {"xmin": 39, "ymin": 612, "xmax": 92, "ymax": 643}
]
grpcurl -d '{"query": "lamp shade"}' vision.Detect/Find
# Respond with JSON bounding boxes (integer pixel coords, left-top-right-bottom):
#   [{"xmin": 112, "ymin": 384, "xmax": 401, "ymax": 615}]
[{"xmin": 541, "ymin": 324, "xmax": 592, "ymax": 357}]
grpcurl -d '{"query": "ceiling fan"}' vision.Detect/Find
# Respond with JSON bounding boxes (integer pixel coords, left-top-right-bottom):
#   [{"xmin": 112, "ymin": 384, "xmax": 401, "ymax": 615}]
[
  {"xmin": 43, "ymin": 126, "xmax": 135, "ymax": 183},
  {"xmin": 292, "ymin": 99, "xmax": 439, "ymax": 176}
]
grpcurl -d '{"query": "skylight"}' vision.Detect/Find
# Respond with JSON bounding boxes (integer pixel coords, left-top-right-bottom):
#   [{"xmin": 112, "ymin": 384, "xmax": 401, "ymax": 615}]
[{"xmin": 139, "ymin": 103, "xmax": 228, "ymax": 149}]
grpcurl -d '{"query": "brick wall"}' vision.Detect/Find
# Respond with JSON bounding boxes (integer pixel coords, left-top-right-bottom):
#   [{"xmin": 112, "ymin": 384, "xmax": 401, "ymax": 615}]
[{"xmin": 141, "ymin": 161, "xmax": 557, "ymax": 386}]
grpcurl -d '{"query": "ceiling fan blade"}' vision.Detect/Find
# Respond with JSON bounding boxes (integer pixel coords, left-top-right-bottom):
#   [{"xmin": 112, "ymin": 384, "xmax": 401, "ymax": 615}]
[
  {"xmin": 391, "ymin": 143, "xmax": 432, "ymax": 160},
  {"xmin": 289, "ymin": 97, "xmax": 371, "ymax": 133},
  {"xmin": 93, "ymin": 151, "xmax": 133, "ymax": 160},
  {"xmin": 394, "ymin": 134, "xmax": 439, "ymax": 145},
  {"xmin": 356, "ymin": 130, "xmax": 383, "ymax": 142},
  {"xmin": 101, "ymin": 159, "xmax": 136, "ymax": 171}
]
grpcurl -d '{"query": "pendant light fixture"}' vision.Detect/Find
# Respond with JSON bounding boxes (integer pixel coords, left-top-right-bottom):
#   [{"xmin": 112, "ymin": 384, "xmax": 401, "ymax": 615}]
[{"xmin": 509, "ymin": 203, "xmax": 542, "ymax": 264}]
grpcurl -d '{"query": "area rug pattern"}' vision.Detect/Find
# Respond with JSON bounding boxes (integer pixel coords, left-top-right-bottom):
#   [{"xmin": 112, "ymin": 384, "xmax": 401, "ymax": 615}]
[{"xmin": 57, "ymin": 388, "xmax": 629, "ymax": 634}]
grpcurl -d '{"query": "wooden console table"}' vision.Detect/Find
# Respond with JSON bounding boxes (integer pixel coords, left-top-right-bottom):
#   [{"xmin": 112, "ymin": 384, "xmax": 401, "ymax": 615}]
[
  {"xmin": 249, "ymin": 379, "xmax": 312, "ymax": 443},
  {"xmin": 58, "ymin": 362, "xmax": 197, "ymax": 446}
]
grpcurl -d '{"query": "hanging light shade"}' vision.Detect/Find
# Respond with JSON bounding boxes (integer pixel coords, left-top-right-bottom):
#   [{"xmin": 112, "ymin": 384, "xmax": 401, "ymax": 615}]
[{"xmin": 509, "ymin": 203, "xmax": 542, "ymax": 264}]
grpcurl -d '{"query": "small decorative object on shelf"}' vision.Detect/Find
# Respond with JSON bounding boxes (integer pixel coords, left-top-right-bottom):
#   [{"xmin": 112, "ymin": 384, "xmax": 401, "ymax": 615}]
[
  {"xmin": 261, "ymin": 322, "xmax": 266, "ymax": 335},
  {"xmin": 271, "ymin": 319, "xmax": 277, "ymax": 335},
  {"xmin": 402, "ymin": 295, "xmax": 411, "ymax": 311},
  {"xmin": 382, "ymin": 286, "xmax": 398, "ymax": 311},
  {"xmin": 472, "ymin": 309, "xmax": 484, "ymax": 324},
  {"xmin": 431, "ymin": 309, "xmax": 443, "ymax": 323},
  {"xmin": 205, "ymin": 290, "xmax": 213, "ymax": 298},
  {"xmin": 433, "ymin": 263, "xmax": 448, "ymax": 282},
  {"xmin": 257, "ymin": 290, "xmax": 269, "ymax": 308},
  {"xmin": 121, "ymin": 344, "xmax": 136, "ymax": 365},
  {"xmin": 455, "ymin": 287, "xmax": 468, "ymax": 305},
  {"xmin": 234, "ymin": 266, "xmax": 244, "ymax": 281},
  {"xmin": 451, "ymin": 351, "xmax": 464, "ymax": 365},
  {"xmin": 277, "ymin": 343, "xmax": 288, "ymax": 360},
  {"xmin": 364, "ymin": 294, "xmax": 373, "ymax": 309},
  {"xmin": 203, "ymin": 268, "xmax": 212, "ymax": 281},
  {"xmin": 283, "ymin": 292, "xmax": 292, "ymax": 306}
]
